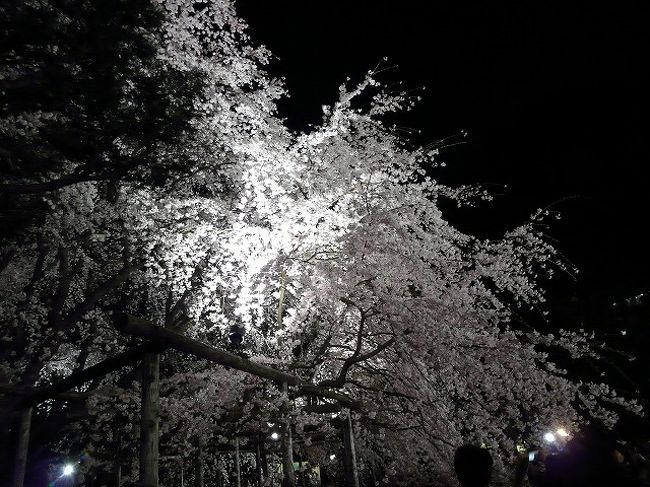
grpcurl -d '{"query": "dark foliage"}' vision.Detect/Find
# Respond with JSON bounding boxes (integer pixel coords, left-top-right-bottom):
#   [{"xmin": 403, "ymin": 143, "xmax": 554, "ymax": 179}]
[{"xmin": 0, "ymin": 0, "xmax": 205, "ymax": 194}]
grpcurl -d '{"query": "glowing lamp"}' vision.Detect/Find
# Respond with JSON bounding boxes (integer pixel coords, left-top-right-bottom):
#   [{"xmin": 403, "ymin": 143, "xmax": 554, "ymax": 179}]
[
  {"xmin": 543, "ymin": 432, "xmax": 556, "ymax": 443},
  {"xmin": 63, "ymin": 464, "xmax": 75, "ymax": 476}
]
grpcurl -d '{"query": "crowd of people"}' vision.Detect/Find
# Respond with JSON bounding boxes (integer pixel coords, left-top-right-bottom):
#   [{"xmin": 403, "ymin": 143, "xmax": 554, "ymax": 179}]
[{"xmin": 455, "ymin": 429, "xmax": 650, "ymax": 487}]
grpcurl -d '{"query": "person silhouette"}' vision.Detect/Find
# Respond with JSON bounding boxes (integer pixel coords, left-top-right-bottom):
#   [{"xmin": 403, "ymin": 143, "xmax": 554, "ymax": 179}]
[{"xmin": 454, "ymin": 445, "xmax": 493, "ymax": 487}]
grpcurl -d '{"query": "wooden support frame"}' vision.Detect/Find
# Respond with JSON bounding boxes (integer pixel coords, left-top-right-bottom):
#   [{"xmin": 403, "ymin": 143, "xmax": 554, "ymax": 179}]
[{"xmin": 5, "ymin": 313, "xmax": 365, "ymax": 487}]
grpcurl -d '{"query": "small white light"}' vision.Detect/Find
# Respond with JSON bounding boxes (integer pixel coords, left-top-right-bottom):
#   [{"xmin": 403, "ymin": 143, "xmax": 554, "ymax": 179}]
[
  {"xmin": 556, "ymin": 428, "xmax": 569, "ymax": 437},
  {"xmin": 544, "ymin": 432, "xmax": 556, "ymax": 443},
  {"xmin": 270, "ymin": 432, "xmax": 280, "ymax": 441},
  {"xmin": 329, "ymin": 454, "xmax": 336, "ymax": 461},
  {"xmin": 63, "ymin": 464, "xmax": 75, "ymax": 476}
]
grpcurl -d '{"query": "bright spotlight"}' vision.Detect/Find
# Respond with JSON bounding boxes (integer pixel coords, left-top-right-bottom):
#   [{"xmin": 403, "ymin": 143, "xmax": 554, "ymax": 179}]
[
  {"xmin": 329, "ymin": 454, "xmax": 336, "ymax": 461},
  {"xmin": 556, "ymin": 428, "xmax": 569, "ymax": 437},
  {"xmin": 63, "ymin": 464, "xmax": 75, "ymax": 476},
  {"xmin": 543, "ymin": 432, "xmax": 556, "ymax": 443},
  {"xmin": 270, "ymin": 432, "xmax": 280, "ymax": 441}
]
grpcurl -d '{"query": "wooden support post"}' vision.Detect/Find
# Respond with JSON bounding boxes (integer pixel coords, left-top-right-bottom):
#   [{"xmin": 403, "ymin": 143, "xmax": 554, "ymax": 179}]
[
  {"xmin": 255, "ymin": 440, "xmax": 263, "ymax": 487},
  {"xmin": 261, "ymin": 442, "xmax": 269, "ymax": 479},
  {"xmin": 342, "ymin": 410, "xmax": 359, "ymax": 487},
  {"xmin": 139, "ymin": 352, "xmax": 160, "ymax": 487},
  {"xmin": 281, "ymin": 381, "xmax": 296, "ymax": 487},
  {"xmin": 113, "ymin": 463, "xmax": 121, "ymax": 487},
  {"xmin": 235, "ymin": 437, "xmax": 241, "ymax": 487},
  {"xmin": 194, "ymin": 437, "xmax": 204, "ymax": 487},
  {"xmin": 302, "ymin": 463, "xmax": 308, "ymax": 487},
  {"xmin": 11, "ymin": 407, "xmax": 32, "ymax": 487}
]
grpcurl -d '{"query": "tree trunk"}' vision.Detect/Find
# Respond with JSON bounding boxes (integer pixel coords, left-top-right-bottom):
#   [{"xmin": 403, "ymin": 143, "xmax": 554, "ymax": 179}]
[
  {"xmin": 194, "ymin": 437, "xmax": 204, "ymax": 487},
  {"xmin": 139, "ymin": 352, "xmax": 160, "ymax": 487},
  {"xmin": 342, "ymin": 411, "xmax": 359, "ymax": 487},
  {"xmin": 11, "ymin": 407, "xmax": 32, "ymax": 487},
  {"xmin": 281, "ymin": 382, "xmax": 296, "ymax": 487}
]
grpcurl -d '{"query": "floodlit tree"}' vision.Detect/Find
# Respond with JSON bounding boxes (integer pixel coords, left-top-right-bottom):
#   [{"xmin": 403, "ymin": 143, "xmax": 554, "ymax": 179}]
[
  {"xmin": 187, "ymin": 73, "xmax": 640, "ymax": 483},
  {"xmin": 0, "ymin": 0, "xmax": 640, "ymax": 485}
]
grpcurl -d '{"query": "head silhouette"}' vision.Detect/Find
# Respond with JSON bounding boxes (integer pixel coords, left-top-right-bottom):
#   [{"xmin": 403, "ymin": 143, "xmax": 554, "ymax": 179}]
[{"xmin": 454, "ymin": 444, "xmax": 493, "ymax": 487}]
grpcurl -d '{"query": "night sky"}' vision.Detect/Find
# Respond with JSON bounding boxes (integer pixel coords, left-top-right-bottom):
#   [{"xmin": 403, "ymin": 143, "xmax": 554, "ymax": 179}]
[{"xmin": 237, "ymin": 0, "xmax": 650, "ymax": 308}]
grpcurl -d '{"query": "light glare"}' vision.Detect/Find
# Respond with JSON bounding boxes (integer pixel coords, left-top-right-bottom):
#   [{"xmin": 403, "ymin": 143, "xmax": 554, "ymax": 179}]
[
  {"xmin": 270, "ymin": 432, "xmax": 280, "ymax": 441},
  {"xmin": 544, "ymin": 432, "xmax": 556, "ymax": 443},
  {"xmin": 556, "ymin": 428, "xmax": 569, "ymax": 437},
  {"xmin": 63, "ymin": 464, "xmax": 74, "ymax": 476}
]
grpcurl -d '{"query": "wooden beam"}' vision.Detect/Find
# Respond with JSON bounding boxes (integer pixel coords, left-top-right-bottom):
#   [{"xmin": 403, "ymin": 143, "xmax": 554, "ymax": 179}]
[
  {"xmin": 116, "ymin": 314, "xmax": 301, "ymax": 385},
  {"xmin": 296, "ymin": 385, "xmax": 359, "ymax": 407},
  {"xmin": 140, "ymin": 352, "xmax": 160, "ymax": 487}
]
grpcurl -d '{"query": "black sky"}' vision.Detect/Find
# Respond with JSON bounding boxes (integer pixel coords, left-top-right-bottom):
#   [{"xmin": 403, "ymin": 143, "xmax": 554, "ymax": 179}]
[{"xmin": 237, "ymin": 0, "xmax": 650, "ymax": 303}]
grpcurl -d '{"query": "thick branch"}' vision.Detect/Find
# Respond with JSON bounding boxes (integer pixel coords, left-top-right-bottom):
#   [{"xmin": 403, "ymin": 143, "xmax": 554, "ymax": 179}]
[
  {"xmin": 0, "ymin": 173, "xmax": 98, "ymax": 195},
  {"xmin": 317, "ymin": 337, "xmax": 395, "ymax": 388},
  {"xmin": 62, "ymin": 263, "xmax": 136, "ymax": 327},
  {"xmin": 15, "ymin": 343, "xmax": 157, "ymax": 409},
  {"xmin": 0, "ymin": 383, "xmax": 88, "ymax": 402}
]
